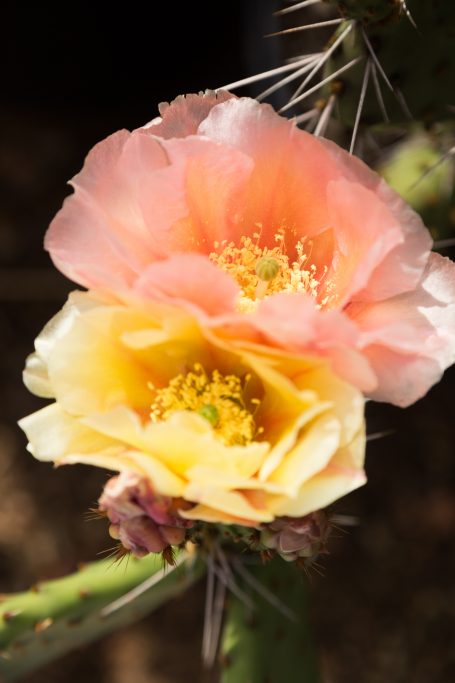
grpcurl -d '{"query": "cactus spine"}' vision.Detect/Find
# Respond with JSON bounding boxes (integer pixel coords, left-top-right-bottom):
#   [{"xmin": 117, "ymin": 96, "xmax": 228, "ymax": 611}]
[
  {"xmin": 0, "ymin": 551, "xmax": 204, "ymax": 681},
  {"xmin": 322, "ymin": 2, "xmax": 455, "ymax": 125},
  {"xmin": 220, "ymin": 559, "xmax": 319, "ymax": 683},
  {"xmin": 325, "ymin": 0, "xmax": 404, "ymax": 24}
]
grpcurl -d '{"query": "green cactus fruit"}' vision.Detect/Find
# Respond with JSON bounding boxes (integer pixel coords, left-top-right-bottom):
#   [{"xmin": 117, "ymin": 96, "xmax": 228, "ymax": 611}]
[
  {"xmin": 0, "ymin": 551, "xmax": 204, "ymax": 681},
  {"xmin": 324, "ymin": 0, "xmax": 404, "ymax": 24},
  {"xmin": 322, "ymin": 2, "xmax": 455, "ymax": 126},
  {"xmin": 377, "ymin": 129, "xmax": 455, "ymax": 241},
  {"xmin": 220, "ymin": 558, "xmax": 319, "ymax": 683}
]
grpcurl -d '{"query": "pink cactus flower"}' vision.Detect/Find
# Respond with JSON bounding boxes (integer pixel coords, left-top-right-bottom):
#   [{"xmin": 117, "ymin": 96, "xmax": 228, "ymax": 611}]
[{"xmin": 45, "ymin": 92, "xmax": 455, "ymax": 407}]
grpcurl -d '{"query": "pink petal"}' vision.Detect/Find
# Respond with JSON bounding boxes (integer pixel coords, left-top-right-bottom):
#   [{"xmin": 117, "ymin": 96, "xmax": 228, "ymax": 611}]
[
  {"xmin": 250, "ymin": 293, "xmax": 377, "ymax": 392},
  {"xmin": 158, "ymin": 136, "xmax": 253, "ymax": 252},
  {"xmin": 320, "ymin": 137, "xmax": 432, "ymax": 299},
  {"xmin": 323, "ymin": 179, "xmax": 405, "ymax": 305},
  {"xmin": 198, "ymin": 98, "xmax": 341, "ymax": 245},
  {"xmin": 350, "ymin": 253, "xmax": 455, "ymax": 406},
  {"xmin": 134, "ymin": 253, "xmax": 239, "ymax": 317},
  {"xmin": 143, "ymin": 90, "xmax": 235, "ymax": 138},
  {"xmin": 46, "ymin": 130, "xmax": 253, "ymax": 292},
  {"xmin": 361, "ymin": 346, "xmax": 444, "ymax": 407},
  {"xmin": 45, "ymin": 130, "xmax": 176, "ymax": 290},
  {"xmin": 45, "ymin": 188, "xmax": 138, "ymax": 292},
  {"xmin": 197, "ymin": 97, "xmax": 431, "ymax": 300}
]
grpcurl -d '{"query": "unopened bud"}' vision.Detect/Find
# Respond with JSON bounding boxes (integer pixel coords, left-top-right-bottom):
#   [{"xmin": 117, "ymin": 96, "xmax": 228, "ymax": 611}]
[
  {"xmin": 98, "ymin": 471, "xmax": 192, "ymax": 558},
  {"xmin": 260, "ymin": 511, "xmax": 330, "ymax": 562}
]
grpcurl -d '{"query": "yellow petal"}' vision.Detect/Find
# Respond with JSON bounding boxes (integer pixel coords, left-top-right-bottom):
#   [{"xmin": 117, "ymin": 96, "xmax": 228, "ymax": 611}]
[
  {"xmin": 63, "ymin": 450, "xmax": 185, "ymax": 497},
  {"xmin": 18, "ymin": 403, "xmax": 121, "ymax": 462},
  {"xmin": 33, "ymin": 291, "xmax": 94, "ymax": 362},
  {"xmin": 178, "ymin": 504, "xmax": 258, "ymax": 526},
  {"xmin": 186, "ymin": 464, "xmax": 283, "ymax": 494},
  {"xmin": 48, "ymin": 306, "xmax": 154, "ymax": 414},
  {"xmin": 269, "ymin": 427, "xmax": 366, "ymax": 517},
  {"xmin": 84, "ymin": 407, "xmax": 269, "ymax": 481},
  {"xmin": 143, "ymin": 412, "xmax": 269, "ymax": 479},
  {"xmin": 258, "ymin": 401, "xmax": 330, "ymax": 481},
  {"xmin": 294, "ymin": 365, "xmax": 364, "ymax": 446},
  {"xmin": 23, "ymin": 353, "xmax": 53, "ymax": 399},
  {"xmin": 268, "ymin": 413, "xmax": 341, "ymax": 495},
  {"xmin": 183, "ymin": 483, "xmax": 274, "ymax": 523}
]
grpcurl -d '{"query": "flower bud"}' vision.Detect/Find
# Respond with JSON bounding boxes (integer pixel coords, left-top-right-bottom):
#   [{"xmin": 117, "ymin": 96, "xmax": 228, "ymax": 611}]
[
  {"xmin": 260, "ymin": 511, "xmax": 330, "ymax": 562},
  {"xmin": 99, "ymin": 471, "xmax": 192, "ymax": 558}
]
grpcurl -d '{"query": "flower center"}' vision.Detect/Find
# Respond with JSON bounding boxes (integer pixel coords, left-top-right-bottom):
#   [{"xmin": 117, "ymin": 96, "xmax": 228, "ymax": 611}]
[
  {"xmin": 150, "ymin": 364, "xmax": 260, "ymax": 446},
  {"xmin": 209, "ymin": 229, "xmax": 325, "ymax": 313}
]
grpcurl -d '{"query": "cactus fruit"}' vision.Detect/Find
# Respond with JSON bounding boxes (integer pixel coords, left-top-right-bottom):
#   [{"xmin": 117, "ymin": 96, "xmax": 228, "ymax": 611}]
[
  {"xmin": 220, "ymin": 559, "xmax": 319, "ymax": 683},
  {"xmin": 0, "ymin": 550, "xmax": 204, "ymax": 681},
  {"xmin": 376, "ymin": 128, "xmax": 455, "ymax": 240}
]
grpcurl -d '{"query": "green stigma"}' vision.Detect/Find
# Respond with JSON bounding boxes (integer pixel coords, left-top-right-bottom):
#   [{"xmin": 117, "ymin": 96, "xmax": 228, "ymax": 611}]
[
  {"xmin": 198, "ymin": 403, "xmax": 220, "ymax": 427},
  {"xmin": 255, "ymin": 257, "xmax": 280, "ymax": 282}
]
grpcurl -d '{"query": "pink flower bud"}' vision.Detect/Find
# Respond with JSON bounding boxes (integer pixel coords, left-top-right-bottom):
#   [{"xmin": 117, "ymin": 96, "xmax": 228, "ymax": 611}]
[
  {"xmin": 260, "ymin": 511, "xmax": 330, "ymax": 562},
  {"xmin": 99, "ymin": 471, "xmax": 192, "ymax": 558}
]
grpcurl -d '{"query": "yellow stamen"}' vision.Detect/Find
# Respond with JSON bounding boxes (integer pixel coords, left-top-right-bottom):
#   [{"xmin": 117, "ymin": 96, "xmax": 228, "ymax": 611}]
[
  {"xmin": 209, "ymin": 230, "xmax": 325, "ymax": 313},
  {"xmin": 150, "ymin": 364, "xmax": 259, "ymax": 446}
]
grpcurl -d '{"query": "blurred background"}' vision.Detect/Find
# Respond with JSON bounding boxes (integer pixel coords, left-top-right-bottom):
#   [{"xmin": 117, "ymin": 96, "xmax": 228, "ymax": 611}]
[{"xmin": 1, "ymin": 1, "xmax": 454, "ymax": 681}]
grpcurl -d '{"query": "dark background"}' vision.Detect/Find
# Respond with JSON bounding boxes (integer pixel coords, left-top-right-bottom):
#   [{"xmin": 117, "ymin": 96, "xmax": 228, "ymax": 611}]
[{"xmin": 0, "ymin": 2, "xmax": 454, "ymax": 681}]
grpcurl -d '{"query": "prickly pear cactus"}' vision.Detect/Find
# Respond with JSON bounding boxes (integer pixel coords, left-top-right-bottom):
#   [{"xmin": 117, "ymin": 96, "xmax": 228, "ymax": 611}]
[
  {"xmin": 324, "ymin": 1, "xmax": 455, "ymax": 125},
  {"xmin": 325, "ymin": 0, "xmax": 404, "ymax": 24},
  {"xmin": 0, "ymin": 552, "xmax": 203, "ymax": 681},
  {"xmin": 220, "ymin": 559, "xmax": 319, "ymax": 683}
]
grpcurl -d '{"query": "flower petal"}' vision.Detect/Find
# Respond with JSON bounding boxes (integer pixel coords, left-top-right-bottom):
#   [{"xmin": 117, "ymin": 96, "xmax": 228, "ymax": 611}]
[
  {"xmin": 64, "ymin": 450, "xmax": 185, "ymax": 497},
  {"xmin": 324, "ymin": 179, "xmax": 405, "ymax": 305},
  {"xmin": 47, "ymin": 304, "xmax": 153, "ymax": 414},
  {"xmin": 293, "ymin": 364, "xmax": 364, "ymax": 447},
  {"xmin": 268, "ymin": 414, "xmax": 341, "ymax": 495},
  {"xmin": 182, "ymin": 483, "xmax": 273, "ymax": 523},
  {"xmin": 321, "ymin": 136, "xmax": 432, "ymax": 298},
  {"xmin": 198, "ymin": 97, "xmax": 338, "ymax": 243},
  {"xmin": 249, "ymin": 292, "xmax": 377, "ymax": 392},
  {"xmin": 143, "ymin": 91, "xmax": 235, "ymax": 138},
  {"xmin": 269, "ymin": 427, "xmax": 366, "ymax": 517},
  {"xmin": 18, "ymin": 403, "xmax": 121, "ymax": 462},
  {"xmin": 350, "ymin": 252, "xmax": 455, "ymax": 405},
  {"xmin": 45, "ymin": 131, "xmax": 173, "ymax": 290},
  {"xmin": 84, "ymin": 408, "xmax": 269, "ymax": 481},
  {"xmin": 134, "ymin": 253, "xmax": 240, "ymax": 317}
]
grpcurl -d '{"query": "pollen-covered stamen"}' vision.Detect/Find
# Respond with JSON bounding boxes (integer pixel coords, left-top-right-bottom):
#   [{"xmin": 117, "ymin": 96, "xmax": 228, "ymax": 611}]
[
  {"xmin": 150, "ymin": 364, "xmax": 261, "ymax": 446},
  {"xmin": 209, "ymin": 229, "xmax": 325, "ymax": 312}
]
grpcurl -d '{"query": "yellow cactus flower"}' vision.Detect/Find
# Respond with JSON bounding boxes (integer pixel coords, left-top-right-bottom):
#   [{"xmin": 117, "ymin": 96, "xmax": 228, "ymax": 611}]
[{"xmin": 20, "ymin": 292, "xmax": 366, "ymax": 525}]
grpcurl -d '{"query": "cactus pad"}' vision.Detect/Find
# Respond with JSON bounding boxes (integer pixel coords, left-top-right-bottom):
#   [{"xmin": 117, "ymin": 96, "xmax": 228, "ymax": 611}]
[{"xmin": 0, "ymin": 551, "xmax": 203, "ymax": 681}]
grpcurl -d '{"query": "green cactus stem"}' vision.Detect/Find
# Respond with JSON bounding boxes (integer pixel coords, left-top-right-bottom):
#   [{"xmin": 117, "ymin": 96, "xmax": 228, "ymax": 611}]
[
  {"xmin": 0, "ymin": 550, "xmax": 204, "ymax": 681},
  {"xmin": 321, "ymin": 2, "xmax": 455, "ymax": 126},
  {"xmin": 220, "ymin": 558, "xmax": 319, "ymax": 683},
  {"xmin": 324, "ymin": 0, "xmax": 404, "ymax": 25}
]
